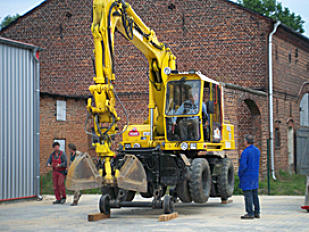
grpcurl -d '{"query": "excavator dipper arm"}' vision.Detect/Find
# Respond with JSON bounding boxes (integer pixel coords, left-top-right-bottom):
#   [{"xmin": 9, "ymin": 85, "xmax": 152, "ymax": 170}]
[{"xmin": 87, "ymin": 0, "xmax": 176, "ymax": 184}]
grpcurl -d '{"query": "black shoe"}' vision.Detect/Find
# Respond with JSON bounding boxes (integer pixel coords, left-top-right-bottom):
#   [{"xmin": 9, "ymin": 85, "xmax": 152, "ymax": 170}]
[
  {"xmin": 241, "ymin": 214, "xmax": 254, "ymax": 219},
  {"xmin": 60, "ymin": 198, "xmax": 66, "ymax": 204},
  {"xmin": 70, "ymin": 201, "xmax": 77, "ymax": 206},
  {"xmin": 53, "ymin": 200, "xmax": 61, "ymax": 204},
  {"xmin": 254, "ymin": 214, "xmax": 260, "ymax": 218}
]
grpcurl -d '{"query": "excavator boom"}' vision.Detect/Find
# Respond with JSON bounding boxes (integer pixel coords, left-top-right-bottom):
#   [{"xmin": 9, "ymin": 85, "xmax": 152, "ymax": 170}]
[{"xmin": 67, "ymin": 0, "xmax": 176, "ymax": 189}]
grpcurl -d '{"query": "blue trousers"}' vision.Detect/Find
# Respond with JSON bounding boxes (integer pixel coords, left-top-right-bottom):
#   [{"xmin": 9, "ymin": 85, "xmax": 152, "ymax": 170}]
[{"xmin": 243, "ymin": 189, "xmax": 260, "ymax": 216}]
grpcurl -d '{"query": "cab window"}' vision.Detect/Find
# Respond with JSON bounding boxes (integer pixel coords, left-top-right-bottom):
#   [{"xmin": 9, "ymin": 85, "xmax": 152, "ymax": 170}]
[{"xmin": 165, "ymin": 79, "xmax": 201, "ymax": 116}]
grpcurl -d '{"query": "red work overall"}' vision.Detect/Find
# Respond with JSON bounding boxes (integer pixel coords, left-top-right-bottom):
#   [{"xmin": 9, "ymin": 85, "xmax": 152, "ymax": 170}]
[{"xmin": 52, "ymin": 151, "xmax": 66, "ymax": 201}]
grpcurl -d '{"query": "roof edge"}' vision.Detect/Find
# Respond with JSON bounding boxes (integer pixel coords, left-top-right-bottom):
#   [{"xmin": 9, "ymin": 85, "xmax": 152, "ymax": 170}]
[
  {"xmin": 279, "ymin": 23, "xmax": 309, "ymax": 45},
  {"xmin": 40, "ymin": 91, "xmax": 90, "ymax": 99},
  {"xmin": 1, "ymin": 0, "xmax": 308, "ymax": 45},
  {"xmin": 0, "ymin": 0, "xmax": 51, "ymax": 33},
  {"xmin": 0, "ymin": 36, "xmax": 42, "ymax": 50},
  {"xmin": 223, "ymin": 0, "xmax": 309, "ymax": 44}
]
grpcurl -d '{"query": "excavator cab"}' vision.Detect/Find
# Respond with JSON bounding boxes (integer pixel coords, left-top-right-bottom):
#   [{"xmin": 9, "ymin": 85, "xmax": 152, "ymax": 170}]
[
  {"xmin": 165, "ymin": 78, "xmax": 202, "ymax": 141},
  {"xmin": 164, "ymin": 72, "xmax": 225, "ymax": 147}
]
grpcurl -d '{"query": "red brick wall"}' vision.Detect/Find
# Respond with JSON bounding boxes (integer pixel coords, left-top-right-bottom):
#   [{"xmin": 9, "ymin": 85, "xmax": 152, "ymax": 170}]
[
  {"xmin": 2, "ymin": 0, "xmax": 309, "ymax": 175},
  {"xmin": 40, "ymin": 93, "xmax": 148, "ymax": 174},
  {"xmin": 0, "ymin": 0, "xmax": 271, "ymax": 96},
  {"xmin": 113, "ymin": 0, "xmax": 271, "ymax": 93},
  {"xmin": 1, "ymin": 0, "xmax": 94, "ymax": 96},
  {"xmin": 223, "ymin": 88, "xmax": 269, "ymax": 175},
  {"xmin": 272, "ymin": 29, "xmax": 309, "ymax": 172},
  {"xmin": 40, "ymin": 96, "xmax": 92, "ymax": 174}
]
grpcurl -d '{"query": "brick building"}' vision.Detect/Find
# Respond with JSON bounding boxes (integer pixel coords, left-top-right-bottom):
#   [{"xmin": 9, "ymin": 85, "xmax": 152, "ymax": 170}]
[{"xmin": 1, "ymin": 0, "xmax": 309, "ymax": 175}]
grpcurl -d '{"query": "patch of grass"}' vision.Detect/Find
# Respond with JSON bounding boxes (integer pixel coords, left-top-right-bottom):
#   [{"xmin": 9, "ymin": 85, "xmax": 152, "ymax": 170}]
[
  {"xmin": 40, "ymin": 171, "xmax": 101, "ymax": 195},
  {"xmin": 41, "ymin": 171, "xmax": 54, "ymax": 194},
  {"xmin": 234, "ymin": 170, "xmax": 306, "ymax": 195},
  {"xmin": 41, "ymin": 170, "xmax": 306, "ymax": 196}
]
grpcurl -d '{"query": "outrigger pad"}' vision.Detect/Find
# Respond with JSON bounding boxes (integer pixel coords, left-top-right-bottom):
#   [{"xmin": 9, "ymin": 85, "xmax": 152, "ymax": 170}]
[
  {"xmin": 117, "ymin": 155, "xmax": 147, "ymax": 193},
  {"xmin": 66, "ymin": 153, "xmax": 102, "ymax": 191}
]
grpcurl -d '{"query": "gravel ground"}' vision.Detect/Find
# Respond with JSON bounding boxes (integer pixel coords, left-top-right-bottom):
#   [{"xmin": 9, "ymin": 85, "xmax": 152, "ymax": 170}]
[{"xmin": 0, "ymin": 194, "xmax": 308, "ymax": 232}]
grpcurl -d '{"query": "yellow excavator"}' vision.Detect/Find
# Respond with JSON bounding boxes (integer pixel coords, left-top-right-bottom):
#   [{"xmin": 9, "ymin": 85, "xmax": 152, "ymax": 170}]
[{"xmin": 66, "ymin": 0, "xmax": 235, "ymax": 214}]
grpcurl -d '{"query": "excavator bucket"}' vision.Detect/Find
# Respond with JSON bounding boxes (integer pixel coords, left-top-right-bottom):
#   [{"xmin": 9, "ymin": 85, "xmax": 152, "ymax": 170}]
[
  {"xmin": 117, "ymin": 155, "xmax": 147, "ymax": 193},
  {"xmin": 66, "ymin": 153, "xmax": 102, "ymax": 191}
]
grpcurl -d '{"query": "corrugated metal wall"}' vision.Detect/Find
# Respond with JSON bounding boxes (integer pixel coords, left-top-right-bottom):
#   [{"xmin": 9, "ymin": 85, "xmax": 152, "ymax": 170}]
[{"xmin": 0, "ymin": 39, "xmax": 40, "ymax": 201}]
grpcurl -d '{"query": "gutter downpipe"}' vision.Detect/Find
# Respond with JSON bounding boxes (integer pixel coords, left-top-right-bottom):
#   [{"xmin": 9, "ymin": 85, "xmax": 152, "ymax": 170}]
[
  {"xmin": 33, "ymin": 48, "xmax": 42, "ymax": 200},
  {"xmin": 269, "ymin": 21, "xmax": 281, "ymax": 180}
]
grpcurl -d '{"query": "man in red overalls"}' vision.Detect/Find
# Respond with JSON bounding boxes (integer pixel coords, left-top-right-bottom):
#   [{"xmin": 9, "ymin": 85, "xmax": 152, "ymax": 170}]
[{"xmin": 47, "ymin": 142, "xmax": 68, "ymax": 204}]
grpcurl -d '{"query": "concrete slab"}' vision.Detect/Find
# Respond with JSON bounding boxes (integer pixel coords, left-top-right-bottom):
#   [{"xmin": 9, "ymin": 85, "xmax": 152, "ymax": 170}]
[{"xmin": 0, "ymin": 195, "xmax": 308, "ymax": 232}]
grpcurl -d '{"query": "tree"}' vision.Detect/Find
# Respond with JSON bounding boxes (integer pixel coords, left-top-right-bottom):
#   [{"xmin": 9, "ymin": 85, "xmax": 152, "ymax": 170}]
[
  {"xmin": 237, "ymin": 0, "xmax": 305, "ymax": 33},
  {"xmin": 0, "ymin": 14, "xmax": 20, "ymax": 30}
]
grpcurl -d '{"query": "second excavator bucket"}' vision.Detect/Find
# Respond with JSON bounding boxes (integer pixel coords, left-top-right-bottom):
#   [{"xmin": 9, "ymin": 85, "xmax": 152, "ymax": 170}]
[
  {"xmin": 117, "ymin": 155, "xmax": 147, "ymax": 193},
  {"xmin": 66, "ymin": 153, "xmax": 102, "ymax": 191}
]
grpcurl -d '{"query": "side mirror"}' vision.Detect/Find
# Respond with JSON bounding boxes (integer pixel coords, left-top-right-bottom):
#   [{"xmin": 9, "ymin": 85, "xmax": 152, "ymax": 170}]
[{"xmin": 207, "ymin": 101, "xmax": 215, "ymax": 114}]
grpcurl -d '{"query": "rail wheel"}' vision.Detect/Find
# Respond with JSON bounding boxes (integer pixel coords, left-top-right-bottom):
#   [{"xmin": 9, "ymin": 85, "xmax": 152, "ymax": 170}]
[
  {"xmin": 163, "ymin": 195, "xmax": 174, "ymax": 214},
  {"xmin": 99, "ymin": 194, "xmax": 111, "ymax": 215}
]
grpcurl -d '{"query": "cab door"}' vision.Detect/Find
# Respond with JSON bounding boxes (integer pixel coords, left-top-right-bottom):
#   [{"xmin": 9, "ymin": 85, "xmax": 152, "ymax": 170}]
[{"xmin": 209, "ymin": 83, "xmax": 223, "ymax": 143}]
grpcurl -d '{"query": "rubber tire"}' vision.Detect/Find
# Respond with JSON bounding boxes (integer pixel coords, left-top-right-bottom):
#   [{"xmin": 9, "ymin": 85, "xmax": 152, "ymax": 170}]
[
  {"xmin": 217, "ymin": 158, "xmax": 234, "ymax": 200},
  {"xmin": 189, "ymin": 158, "xmax": 211, "ymax": 203},
  {"xmin": 99, "ymin": 194, "xmax": 110, "ymax": 215},
  {"xmin": 176, "ymin": 179, "xmax": 192, "ymax": 203},
  {"xmin": 163, "ymin": 195, "xmax": 174, "ymax": 214}
]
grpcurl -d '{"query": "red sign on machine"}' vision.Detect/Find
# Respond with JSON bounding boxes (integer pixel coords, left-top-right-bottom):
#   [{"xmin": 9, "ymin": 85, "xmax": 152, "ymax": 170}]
[{"xmin": 128, "ymin": 128, "xmax": 140, "ymax": 136}]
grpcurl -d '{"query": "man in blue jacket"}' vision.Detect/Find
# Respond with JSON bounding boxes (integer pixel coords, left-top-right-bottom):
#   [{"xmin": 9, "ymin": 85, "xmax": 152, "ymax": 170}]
[{"xmin": 238, "ymin": 134, "xmax": 261, "ymax": 219}]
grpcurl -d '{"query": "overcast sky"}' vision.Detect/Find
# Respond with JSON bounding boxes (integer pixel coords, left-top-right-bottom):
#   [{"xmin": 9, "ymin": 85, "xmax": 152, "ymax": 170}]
[{"xmin": 1, "ymin": 0, "xmax": 309, "ymax": 37}]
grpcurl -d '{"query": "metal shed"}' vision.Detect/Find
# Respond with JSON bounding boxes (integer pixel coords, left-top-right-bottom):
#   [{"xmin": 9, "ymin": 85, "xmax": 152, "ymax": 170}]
[{"xmin": 0, "ymin": 37, "xmax": 40, "ymax": 201}]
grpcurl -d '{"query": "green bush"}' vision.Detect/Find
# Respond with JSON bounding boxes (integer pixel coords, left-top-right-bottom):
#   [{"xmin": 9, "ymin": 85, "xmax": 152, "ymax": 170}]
[{"xmin": 234, "ymin": 170, "xmax": 306, "ymax": 195}]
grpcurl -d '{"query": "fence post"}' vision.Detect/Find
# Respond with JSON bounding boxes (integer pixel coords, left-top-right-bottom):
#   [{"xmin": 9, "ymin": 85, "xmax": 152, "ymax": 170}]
[{"xmin": 267, "ymin": 139, "xmax": 270, "ymax": 195}]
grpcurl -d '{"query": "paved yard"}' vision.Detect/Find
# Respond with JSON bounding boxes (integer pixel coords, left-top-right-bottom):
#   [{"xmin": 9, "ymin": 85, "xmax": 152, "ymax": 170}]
[{"xmin": 0, "ymin": 195, "xmax": 308, "ymax": 232}]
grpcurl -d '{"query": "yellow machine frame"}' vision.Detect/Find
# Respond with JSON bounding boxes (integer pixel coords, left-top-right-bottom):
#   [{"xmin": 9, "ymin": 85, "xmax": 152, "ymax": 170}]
[{"xmin": 87, "ymin": 0, "xmax": 235, "ymax": 185}]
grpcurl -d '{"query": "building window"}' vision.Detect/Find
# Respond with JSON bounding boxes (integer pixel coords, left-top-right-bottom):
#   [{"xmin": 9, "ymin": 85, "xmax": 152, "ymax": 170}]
[
  {"xmin": 56, "ymin": 100, "xmax": 66, "ymax": 121},
  {"xmin": 53, "ymin": 139, "xmax": 66, "ymax": 152},
  {"xmin": 275, "ymin": 127, "xmax": 281, "ymax": 149},
  {"xmin": 168, "ymin": 3, "xmax": 176, "ymax": 10},
  {"xmin": 300, "ymin": 93, "xmax": 309, "ymax": 127},
  {"xmin": 295, "ymin": 48, "xmax": 298, "ymax": 58},
  {"xmin": 295, "ymin": 48, "xmax": 299, "ymax": 64},
  {"xmin": 288, "ymin": 52, "xmax": 292, "ymax": 64},
  {"xmin": 290, "ymin": 102, "xmax": 292, "ymax": 117}
]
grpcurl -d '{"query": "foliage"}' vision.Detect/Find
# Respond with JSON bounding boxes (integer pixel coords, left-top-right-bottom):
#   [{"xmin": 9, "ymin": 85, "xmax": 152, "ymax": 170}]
[
  {"xmin": 237, "ymin": 0, "xmax": 305, "ymax": 33},
  {"xmin": 234, "ymin": 170, "xmax": 306, "ymax": 195},
  {"xmin": 0, "ymin": 14, "xmax": 20, "ymax": 30}
]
